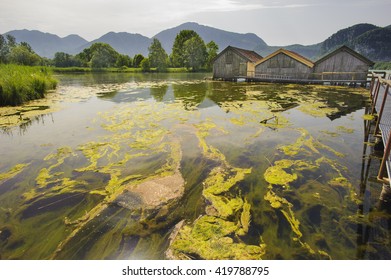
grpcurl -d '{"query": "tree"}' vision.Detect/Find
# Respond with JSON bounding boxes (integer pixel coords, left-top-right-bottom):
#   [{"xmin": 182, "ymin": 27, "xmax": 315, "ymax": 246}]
[
  {"xmin": 8, "ymin": 44, "xmax": 41, "ymax": 66},
  {"xmin": 91, "ymin": 48, "xmax": 116, "ymax": 68},
  {"xmin": 133, "ymin": 54, "xmax": 144, "ymax": 68},
  {"xmin": 116, "ymin": 54, "xmax": 132, "ymax": 68},
  {"xmin": 6, "ymin": 35, "xmax": 16, "ymax": 48},
  {"xmin": 206, "ymin": 41, "xmax": 219, "ymax": 70},
  {"xmin": 140, "ymin": 57, "xmax": 150, "ymax": 72},
  {"xmin": 171, "ymin": 30, "xmax": 198, "ymax": 67},
  {"xmin": 183, "ymin": 35, "xmax": 207, "ymax": 71},
  {"xmin": 76, "ymin": 43, "xmax": 119, "ymax": 68},
  {"xmin": 148, "ymin": 38, "xmax": 168, "ymax": 72},
  {"xmin": 0, "ymin": 35, "xmax": 9, "ymax": 63},
  {"xmin": 20, "ymin": 42, "xmax": 34, "ymax": 53},
  {"xmin": 53, "ymin": 52, "xmax": 81, "ymax": 67}
]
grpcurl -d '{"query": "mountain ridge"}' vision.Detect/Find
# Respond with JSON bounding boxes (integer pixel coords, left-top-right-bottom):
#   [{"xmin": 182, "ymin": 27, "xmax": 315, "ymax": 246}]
[{"xmin": 3, "ymin": 22, "xmax": 391, "ymax": 61}]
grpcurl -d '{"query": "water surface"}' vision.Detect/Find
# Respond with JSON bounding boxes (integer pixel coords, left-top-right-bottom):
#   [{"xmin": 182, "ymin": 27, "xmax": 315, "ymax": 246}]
[{"xmin": 0, "ymin": 72, "xmax": 390, "ymax": 260}]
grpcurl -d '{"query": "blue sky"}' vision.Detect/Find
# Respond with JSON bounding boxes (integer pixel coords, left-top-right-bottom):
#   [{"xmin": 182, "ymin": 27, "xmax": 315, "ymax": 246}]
[{"xmin": 1, "ymin": 0, "xmax": 390, "ymax": 45}]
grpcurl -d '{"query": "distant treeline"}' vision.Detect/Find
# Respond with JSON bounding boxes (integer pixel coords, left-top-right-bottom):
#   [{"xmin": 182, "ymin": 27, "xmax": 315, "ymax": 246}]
[
  {"xmin": 0, "ymin": 30, "xmax": 218, "ymax": 72},
  {"xmin": 374, "ymin": 61, "xmax": 391, "ymax": 70}
]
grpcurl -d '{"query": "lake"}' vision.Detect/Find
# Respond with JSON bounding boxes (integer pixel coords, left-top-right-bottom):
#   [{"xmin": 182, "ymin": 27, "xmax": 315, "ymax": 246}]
[{"xmin": 0, "ymin": 72, "xmax": 390, "ymax": 260}]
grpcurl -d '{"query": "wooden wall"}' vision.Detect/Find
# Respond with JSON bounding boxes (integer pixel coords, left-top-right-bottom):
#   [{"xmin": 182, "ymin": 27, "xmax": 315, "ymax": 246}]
[
  {"xmin": 313, "ymin": 51, "xmax": 370, "ymax": 80},
  {"xmin": 255, "ymin": 53, "xmax": 312, "ymax": 79},
  {"xmin": 213, "ymin": 50, "xmax": 248, "ymax": 79}
]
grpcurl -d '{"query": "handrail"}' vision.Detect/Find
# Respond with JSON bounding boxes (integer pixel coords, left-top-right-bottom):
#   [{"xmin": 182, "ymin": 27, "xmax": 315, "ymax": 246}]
[
  {"xmin": 370, "ymin": 73, "xmax": 391, "ymax": 87},
  {"xmin": 370, "ymin": 74, "xmax": 391, "ymax": 184}
]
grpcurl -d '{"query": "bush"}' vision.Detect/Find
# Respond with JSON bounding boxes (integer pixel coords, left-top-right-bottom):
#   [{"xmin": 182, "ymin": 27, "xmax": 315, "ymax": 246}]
[{"xmin": 0, "ymin": 64, "xmax": 57, "ymax": 106}]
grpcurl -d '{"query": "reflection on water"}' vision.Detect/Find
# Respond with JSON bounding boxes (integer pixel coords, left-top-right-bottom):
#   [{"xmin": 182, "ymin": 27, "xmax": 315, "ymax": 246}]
[{"xmin": 0, "ymin": 72, "xmax": 390, "ymax": 260}]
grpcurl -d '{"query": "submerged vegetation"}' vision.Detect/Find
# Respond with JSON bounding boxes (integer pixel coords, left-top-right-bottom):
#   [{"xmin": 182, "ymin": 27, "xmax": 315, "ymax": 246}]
[
  {"xmin": 0, "ymin": 64, "xmax": 57, "ymax": 106},
  {"xmin": 0, "ymin": 75, "xmax": 389, "ymax": 260}
]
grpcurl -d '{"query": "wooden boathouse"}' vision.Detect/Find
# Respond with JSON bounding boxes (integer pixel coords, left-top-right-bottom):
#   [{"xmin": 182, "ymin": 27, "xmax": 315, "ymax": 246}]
[
  {"xmin": 313, "ymin": 45, "xmax": 374, "ymax": 82},
  {"xmin": 254, "ymin": 49, "xmax": 314, "ymax": 80},
  {"xmin": 213, "ymin": 45, "xmax": 374, "ymax": 85},
  {"xmin": 212, "ymin": 46, "xmax": 263, "ymax": 80}
]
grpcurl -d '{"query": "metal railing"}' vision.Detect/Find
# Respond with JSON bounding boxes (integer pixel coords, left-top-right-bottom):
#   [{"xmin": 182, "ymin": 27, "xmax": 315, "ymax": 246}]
[{"xmin": 369, "ymin": 74, "xmax": 391, "ymax": 184}]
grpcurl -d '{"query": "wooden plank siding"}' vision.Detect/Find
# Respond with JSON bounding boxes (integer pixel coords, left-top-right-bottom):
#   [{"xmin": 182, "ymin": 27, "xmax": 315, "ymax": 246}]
[
  {"xmin": 255, "ymin": 50, "xmax": 314, "ymax": 80},
  {"xmin": 313, "ymin": 46, "xmax": 374, "ymax": 81},
  {"xmin": 213, "ymin": 46, "xmax": 262, "ymax": 79},
  {"xmin": 213, "ymin": 45, "xmax": 374, "ymax": 84}
]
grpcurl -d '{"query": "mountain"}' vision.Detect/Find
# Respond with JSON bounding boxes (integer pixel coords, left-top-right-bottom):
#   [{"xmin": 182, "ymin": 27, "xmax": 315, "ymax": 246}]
[
  {"xmin": 3, "ymin": 22, "xmax": 391, "ymax": 61},
  {"xmin": 320, "ymin": 23, "xmax": 378, "ymax": 54},
  {"xmin": 154, "ymin": 22, "xmax": 267, "ymax": 54},
  {"xmin": 351, "ymin": 28, "xmax": 391, "ymax": 61},
  {"xmin": 318, "ymin": 23, "xmax": 391, "ymax": 61},
  {"xmin": 4, "ymin": 29, "xmax": 87, "ymax": 58},
  {"xmin": 77, "ymin": 32, "xmax": 152, "ymax": 57}
]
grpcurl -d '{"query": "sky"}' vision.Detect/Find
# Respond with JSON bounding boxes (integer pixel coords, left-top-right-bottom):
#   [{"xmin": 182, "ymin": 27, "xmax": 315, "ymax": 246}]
[{"xmin": 0, "ymin": 0, "xmax": 390, "ymax": 46}]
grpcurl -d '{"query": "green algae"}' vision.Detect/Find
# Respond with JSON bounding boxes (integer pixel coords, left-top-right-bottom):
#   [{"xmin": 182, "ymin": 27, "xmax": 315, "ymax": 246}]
[
  {"xmin": 320, "ymin": 130, "xmax": 340, "ymax": 137},
  {"xmin": 194, "ymin": 120, "xmax": 227, "ymax": 161},
  {"xmin": 298, "ymin": 101, "xmax": 339, "ymax": 118},
  {"xmin": 264, "ymin": 189, "xmax": 290, "ymax": 209},
  {"xmin": 47, "ymin": 101, "xmax": 190, "ymax": 258},
  {"xmin": 329, "ymin": 176, "xmax": 351, "ymax": 187},
  {"xmin": 264, "ymin": 189, "xmax": 303, "ymax": 238},
  {"xmin": 262, "ymin": 124, "xmax": 362, "ymax": 259},
  {"xmin": 362, "ymin": 114, "xmax": 376, "ymax": 121},
  {"xmin": 167, "ymin": 119, "xmax": 266, "ymax": 259},
  {"xmin": 238, "ymin": 199, "xmax": 251, "ymax": 236},
  {"xmin": 170, "ymin": 215, "xmax": 265, "ymax": 260},
  {"xmin": 0, "ymin": 78, "xmax": 381, "ymax": 260},
  {"xmin": 336, "ymin": 126, "xmax": 355, "ymax": 134},
  {"xmin": 202, "ymin": 166, "xmax": 251, "ymax": 218},
  {"xmin": 0, "ymin": 163, "xmax": 30, "ymax": 181},
  {"xmin": 203, "ymin": 166, "xmax": 251, "ymax": 195},
  {"xmin": 279, "ymin": 128, "xmax": 345, "ymax": 158},
  {"xmin": 264, "ymin": 160, "xmax": 298, "ymax": 186}
]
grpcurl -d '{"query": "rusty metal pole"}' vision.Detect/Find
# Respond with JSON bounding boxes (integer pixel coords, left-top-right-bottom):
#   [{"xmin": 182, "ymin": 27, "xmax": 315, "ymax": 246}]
[
  {"xmin": 378, "ymin": 129, "xmax": 391, "ymax": 184},
  {"xmin": 374, "ymin": 84, "xmax": 390, "ymax": 136},
  {"xmin": 371, "ymin": 79, "xmax": 381, "ymax": 115},
  {"xmin": 369, "ymin": 75, "xmax": 375, "ymax": 95}
]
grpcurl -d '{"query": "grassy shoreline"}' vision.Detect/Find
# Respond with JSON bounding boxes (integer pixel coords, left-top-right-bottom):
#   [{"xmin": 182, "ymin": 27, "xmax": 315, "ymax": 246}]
[{"xmin": 0, "ymin": 64, "xmax": 58, "ymax": 106}]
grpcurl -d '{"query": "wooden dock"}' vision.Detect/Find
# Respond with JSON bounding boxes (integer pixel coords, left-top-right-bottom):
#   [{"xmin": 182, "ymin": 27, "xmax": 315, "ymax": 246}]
[
  {"xmin": 367, "ymin": 74, "xmax": 391, "ymax": 185},
  {"xmin": 230, "ymin": 71, "xmax": 376, "ymax": 86}
]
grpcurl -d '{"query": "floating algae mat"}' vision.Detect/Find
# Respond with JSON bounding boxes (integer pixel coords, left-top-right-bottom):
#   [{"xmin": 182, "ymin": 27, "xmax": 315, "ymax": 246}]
[{"xmin": 0, "ymin": 73, "xmax": 390, "ymax": 260}]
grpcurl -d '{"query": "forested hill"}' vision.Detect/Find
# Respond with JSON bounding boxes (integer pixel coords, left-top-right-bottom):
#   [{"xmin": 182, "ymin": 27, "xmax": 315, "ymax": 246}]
[
  {"xmin": 320, "ymin": 23, "xmax": 391, "ymax": 61},
  {"xmin": 4, "ymin": 22, "xmax": 391, "ymax": 61}
]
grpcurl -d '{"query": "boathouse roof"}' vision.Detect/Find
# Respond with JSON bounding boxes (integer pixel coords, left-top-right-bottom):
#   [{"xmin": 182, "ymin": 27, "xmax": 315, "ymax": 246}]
[
  {"xmin": 315, "ymin": 45, "xmax": 374, "ymax": 66},
  {"xmin": 255, "ymin": 48, "xmax": 315, "ymax": 68},
  {"xmin": 214, "ymin": 46, "xmax": 263, "ymax": 63}
]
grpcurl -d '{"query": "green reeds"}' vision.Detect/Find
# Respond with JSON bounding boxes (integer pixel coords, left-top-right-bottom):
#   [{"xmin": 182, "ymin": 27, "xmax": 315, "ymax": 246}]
[{"xmin": 0, "ymin": 64, "xmax": 57, "ymax": 106}]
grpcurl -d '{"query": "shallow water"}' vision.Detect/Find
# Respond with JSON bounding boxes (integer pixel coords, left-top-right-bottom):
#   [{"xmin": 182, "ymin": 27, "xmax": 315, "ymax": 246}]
[{"xmin": 0, "ymin": 72, "xmax": 390, "ymax": 260}]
